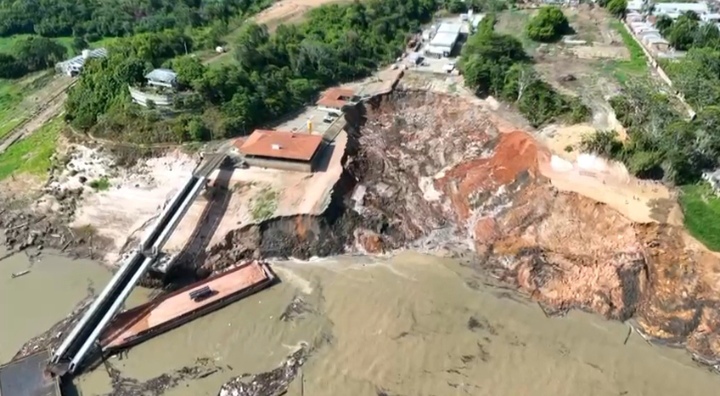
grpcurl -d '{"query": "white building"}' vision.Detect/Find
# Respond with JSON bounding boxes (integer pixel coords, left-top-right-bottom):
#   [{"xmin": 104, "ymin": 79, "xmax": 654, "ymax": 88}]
[
  {"xmin": 426, "ymin": 22, "xmax": 462, "ymax": 58},
  {"xmin": 653, "ymin": 2, "xmax": 709, "ymax": 17},
  {"xmin": 55, "ymin": 48, "xmax": 108, "ymax": 77},
  {"xmin": 145, "ymin": 68, "xmax": 178, "ymax": 89},
  {"xmin": 627, "ymin": 0, "xmax": 644, "ymax": 12}
]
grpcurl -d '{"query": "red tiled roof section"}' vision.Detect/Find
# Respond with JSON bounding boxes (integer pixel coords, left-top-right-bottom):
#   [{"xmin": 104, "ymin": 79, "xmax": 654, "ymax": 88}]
[
  {"xmin": 316, "ymin": 87, "xmax": 355, "ymax": 108},
  {"xmin": 236, "ymin": 130, "xmax": 323, "ymax": 161}
]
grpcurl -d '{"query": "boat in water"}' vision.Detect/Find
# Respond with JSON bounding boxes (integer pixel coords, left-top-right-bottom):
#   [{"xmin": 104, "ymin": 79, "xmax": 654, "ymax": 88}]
[{"xmin": 100, "ymin": 261, "xmax": 276, "ymax": 352}]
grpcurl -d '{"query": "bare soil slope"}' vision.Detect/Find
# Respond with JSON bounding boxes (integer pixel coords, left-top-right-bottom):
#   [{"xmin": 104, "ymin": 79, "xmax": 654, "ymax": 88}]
[{"xmin": 353, "ymin": 90, "xmax": 720, "ymax": 367}]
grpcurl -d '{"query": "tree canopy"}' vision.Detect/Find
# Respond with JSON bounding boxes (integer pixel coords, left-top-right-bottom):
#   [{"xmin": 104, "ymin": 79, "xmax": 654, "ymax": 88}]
[
  {"xmin": 0, "ymin": 0, "xmax": 271, "ymax": 38},
  {"xmin": 460, "ymin": 15, "xmax": 589, "ymax": 127},
  {"xmin": 65, "ymin": 0, "xmax": 440, "ymax": 144},
  {"xmin": 0, "ymin": 36, "xmax": 67, "ymax": 78},
  {"xmin": 606, "ymin": 0, "xmax": 627, "ymax": 18},
  {"xmin": 526, "ymin": 6, "xmax": 570, "ymax": 43}
]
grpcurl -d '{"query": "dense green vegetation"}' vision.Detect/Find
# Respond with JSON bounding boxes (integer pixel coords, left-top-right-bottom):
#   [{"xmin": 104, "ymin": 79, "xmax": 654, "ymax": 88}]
[
  {"xmin": 0, "ymin": 36, "xmax": 67, "ymax": 78},
  {"xmin": 525, "ymin": 6, "xmax": 570, "ymax": 43},
  {"xmin": 66, "ymin": 0, "xmax": 444, "ymax": 144},
  {"xmin": 604, "ymin": 0, "xmax": 627, "ymax": 18},
  {"xmin": 460, "ymin": 15, "xmax": 590, "ymax": 127},
  {"xmin": 656, "ymin": 11, "xmax": 719, "ymax": 51},
  {"xmin": 0, "ymin": 0, "xmax": 271, "ymax": 39},
  {"xmin": 580, "ymin": 4, "xmax": 720, "ymax": 187},
  {"xmin": 581, "ymin": 82, "xmax": 720, "ymax": 185}
]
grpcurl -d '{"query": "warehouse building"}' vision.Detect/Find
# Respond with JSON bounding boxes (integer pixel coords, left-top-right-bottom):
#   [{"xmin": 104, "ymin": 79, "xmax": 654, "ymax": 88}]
[
  {"xmin": 55, "ymin": 48, "xmax": 108, "ymax": 77},
  {"xmin": 426, "ymin": 22, "xmax": 462, "ymax": 58},
  {"xmin": 235, "ymin": 129, "xmax": 325, "ymax": 173}
]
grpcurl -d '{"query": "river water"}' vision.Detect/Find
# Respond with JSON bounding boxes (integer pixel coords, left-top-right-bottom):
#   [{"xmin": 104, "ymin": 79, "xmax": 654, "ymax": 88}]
[{"xmin": 1, "ymin": 249, "xmax": 719, "ymax": 395}]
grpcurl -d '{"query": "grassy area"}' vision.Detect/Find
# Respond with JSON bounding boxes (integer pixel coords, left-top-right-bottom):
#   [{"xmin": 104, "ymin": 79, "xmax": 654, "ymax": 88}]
[
  {"xmin": 0, "ymin": 116, "xmax": 62, "ymax": 180},
  {"xmin": 0, "ymin": 71, "xmax": 57, "ymax": 139},
  {"xmin": 251, "ymin": 187, "xmax": 278, "ymax": 221},
  {"xmin": 495, "ymin": 10, "xmax": 539, "ymax": 53},
  {"xmin": 607, "ymin": 19, "xmax": 647, "ymax": 83},
  {"xmin": 0, "ymin": 80, "xmax": 28, "ymax": 138},
  {"xmin": 0, "ymin": 34, "xmax": 74, "ymax": 55},
  {"xmin": 679, "ymin": 183, "xmax": 720, "ymax": 251}
]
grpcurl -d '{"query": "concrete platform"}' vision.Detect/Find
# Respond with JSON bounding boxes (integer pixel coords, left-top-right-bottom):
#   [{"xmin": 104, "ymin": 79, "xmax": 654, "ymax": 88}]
[{"xmin": 0, "ymin": 350, "xmax": 60, "ymax": 396}]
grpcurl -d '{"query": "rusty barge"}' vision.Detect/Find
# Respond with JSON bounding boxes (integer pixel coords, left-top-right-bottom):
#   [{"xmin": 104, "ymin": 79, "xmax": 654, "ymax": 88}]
[
  {"xmin": 100, "ymin": 261, "xmax": 276, "ymax": 352},
  {"xmin": 0, "ymin": 261, "xmax": 275, "ymax": 396}
]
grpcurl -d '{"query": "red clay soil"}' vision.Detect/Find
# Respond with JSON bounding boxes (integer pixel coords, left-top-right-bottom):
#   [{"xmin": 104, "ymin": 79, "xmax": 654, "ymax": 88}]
[
  {"xmin": 436, "ymin": 130, "xmax": 547, "ymax": 221},
  {"xmin": 355, "ymin": 90, "xmax": 720, "ymax": 367}
]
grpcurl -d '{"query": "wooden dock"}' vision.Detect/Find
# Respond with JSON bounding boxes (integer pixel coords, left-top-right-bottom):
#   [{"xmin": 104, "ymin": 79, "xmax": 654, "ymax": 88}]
[{"xmin": 100, "ymin": 261, "xmax": 275, "ymax": 351}]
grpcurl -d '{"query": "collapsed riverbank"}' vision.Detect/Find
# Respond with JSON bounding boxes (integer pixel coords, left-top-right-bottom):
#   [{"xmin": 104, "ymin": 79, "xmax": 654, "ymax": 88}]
[{"xmin": 4, "ymin": 84, "xmax": 720, "ymax": 395}]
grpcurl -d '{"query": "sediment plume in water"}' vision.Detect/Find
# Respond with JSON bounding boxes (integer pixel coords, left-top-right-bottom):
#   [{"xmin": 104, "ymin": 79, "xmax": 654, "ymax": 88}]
[{"xmin": 7, "ymin": 88, "xmax": 720, "ymax": 394}]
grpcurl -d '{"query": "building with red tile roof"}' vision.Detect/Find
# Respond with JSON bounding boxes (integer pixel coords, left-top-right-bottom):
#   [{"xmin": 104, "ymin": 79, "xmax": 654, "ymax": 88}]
[{"xmin": 235, "ymin": 130, "xmax": 324, "ymax": 172}]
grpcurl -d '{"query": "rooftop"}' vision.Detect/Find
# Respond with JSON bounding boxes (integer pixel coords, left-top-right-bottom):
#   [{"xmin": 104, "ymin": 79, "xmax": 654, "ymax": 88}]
[
  {"xmin": 430, "ymin": 22, "xmax": 462, "ymax": 49},
  {"xmin": 237, "ymin": 130, "xmax": 324, "ymax": 161},
  {"xmin": 145, "ymin": 68, "xmax": 178, "ymax": 84},
  {"xmin": 316, "ymin": 87, "xmax": 356, "ymax": 108},
  {"xmin": 653, "ymin": 2, "xmax": 709, "ymax": 14},
  {"xmin": 56, "ymin": 47, "xmax": 108, "ymax": 69}
]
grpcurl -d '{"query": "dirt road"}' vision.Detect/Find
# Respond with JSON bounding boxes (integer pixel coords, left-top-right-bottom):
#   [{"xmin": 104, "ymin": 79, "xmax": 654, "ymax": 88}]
[{"xmin": 0, "ymin": 79, "xmax": 72, "ymax": 155}]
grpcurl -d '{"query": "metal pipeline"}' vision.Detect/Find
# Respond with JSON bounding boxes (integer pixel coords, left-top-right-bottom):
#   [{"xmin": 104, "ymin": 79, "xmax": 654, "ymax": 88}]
[
  {"xmin": 50, "ymin": 251, "xmax": 144, "ymax": 364},
  {"xmin": 67, "ymin": 256, "xmax": 155, "ymax": 374},
  {"xmin": 67, "ymin": 176, "xmax": 207, "ymax": 373},
  {"xmin": 140, "ymin": 177, "xmax": 198, "ymax": 251},
  {"xmin": 149, "ymin": 176, "xmax": 207, "ymax": 256}
]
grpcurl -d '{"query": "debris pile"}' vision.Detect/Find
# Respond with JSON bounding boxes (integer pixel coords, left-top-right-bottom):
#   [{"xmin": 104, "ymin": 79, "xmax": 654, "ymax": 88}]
[
  {"xmin": 218, "ymin": 347, "xmax": 307, "ymax": 396},
  {"xmin": 101, "ymin": 357, "xmax": 223, "ymax": 396}
]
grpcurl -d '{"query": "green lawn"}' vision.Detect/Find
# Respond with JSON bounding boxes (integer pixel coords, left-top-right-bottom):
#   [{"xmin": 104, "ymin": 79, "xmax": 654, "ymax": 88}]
[
  {"xmin": 607, "ymin": 19, "xmax": 647, "ymax": 83},
  {"xmin": 0, "ymin": 34, "xmax": 75, "ymax": 56},
  {"xmin": 0, "ymin": 79, "xmax": 27, "ymax": 139},
  {"xmin": 679, "ymin": 183, "xmax": 720, "ymax": 251},
  {"xmin": 0, "ymin": 116, "xmax": 61, "ymax": 180},
  {"xmin": 0, "ymin": 71, "xmax": 57, "ymax": 140}
]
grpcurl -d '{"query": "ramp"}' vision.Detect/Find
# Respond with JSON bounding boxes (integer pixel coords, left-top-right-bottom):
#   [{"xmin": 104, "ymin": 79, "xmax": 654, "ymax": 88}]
[{"xmin": 0, "ymin": 351, "xmax": 60, "ymax": 396}]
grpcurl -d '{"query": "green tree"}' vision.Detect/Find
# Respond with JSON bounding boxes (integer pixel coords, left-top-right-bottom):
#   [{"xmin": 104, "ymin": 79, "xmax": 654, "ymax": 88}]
[
  {"xmin": 172, "ymin": 56, "xmax": 206, "ymax": 88},
  {"xmin": 526, "ymin": 6, "xmax": 570, "ymax": 43},
  {"xmin": 668, "ymin": 14, "xmax": 700, "ymax": 50},
  {"xmin": 655, "ymin": 15, "xmax": 673, "ymax": 36},
  {"xmin": 606, "ymin": 0, "xmax": 627, "ymax": 18},
  {"xmin": 13, "ymin": 36, "xmax": 67, "ymax": 71}
]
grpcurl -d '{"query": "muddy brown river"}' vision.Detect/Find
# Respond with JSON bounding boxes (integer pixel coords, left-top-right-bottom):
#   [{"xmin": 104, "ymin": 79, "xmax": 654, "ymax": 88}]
[{"xmin": 1, "ymin": 249, "xmax": 718, "ymax": 395}]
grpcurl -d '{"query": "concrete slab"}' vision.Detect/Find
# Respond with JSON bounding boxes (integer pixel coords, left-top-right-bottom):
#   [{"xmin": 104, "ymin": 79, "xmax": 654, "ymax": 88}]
[
  {"xmin": 275, "ymin": 107, "xmax": 333, "ymax": 136},
  {"xmin": 0, "ymin": 351, "xmax": 59, "ymax": 396},
  {"xmin": 161, "ymin": 131, "xmax": 348, "ymax": 256}
]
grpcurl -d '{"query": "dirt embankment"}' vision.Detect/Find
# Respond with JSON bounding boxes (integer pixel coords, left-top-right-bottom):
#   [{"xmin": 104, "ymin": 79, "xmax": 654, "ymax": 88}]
[{"xmin": 309, "ymin": 90, "xmax": 720, "ymax": 369}]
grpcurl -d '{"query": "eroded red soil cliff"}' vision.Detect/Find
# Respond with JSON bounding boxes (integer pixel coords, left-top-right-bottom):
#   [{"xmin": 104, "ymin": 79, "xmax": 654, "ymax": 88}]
[{"xmin": 354, "ymin": 90, "xmax": 720, "ymax": 366}]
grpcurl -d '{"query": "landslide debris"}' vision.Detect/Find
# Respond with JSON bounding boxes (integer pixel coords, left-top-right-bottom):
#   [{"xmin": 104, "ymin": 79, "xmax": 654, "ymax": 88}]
[{"xmin": 344, "ymin": 89, "xmax": 720, "ymax": 369}]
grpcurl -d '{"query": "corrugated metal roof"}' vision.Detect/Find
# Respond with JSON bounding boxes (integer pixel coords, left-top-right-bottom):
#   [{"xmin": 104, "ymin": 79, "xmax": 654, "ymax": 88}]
[
  {"xmin": 145, "ymin": 68, "xmax": 178, "ymax": 84},
  {"xmin": 237, "ymin": 130, "xmax": 323, "ymax": 161},
  {"xmin": 436, "ymin": 22, "xmax": 462, "ymax": 34},
  {"xmin": 430, "ymin": 31, "xmax": 459, "ymax": 48},
  {"xmin": 56, "ymin": 47, "xmax": 108, "ymax": 70}
]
